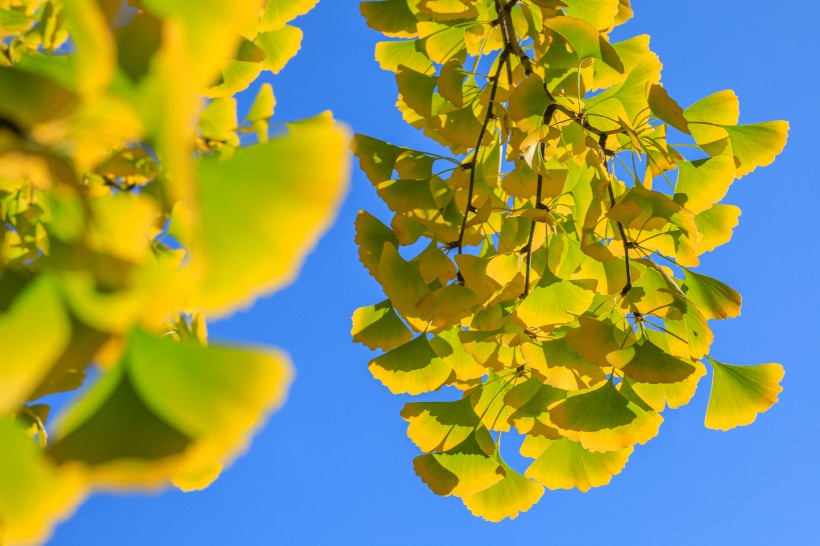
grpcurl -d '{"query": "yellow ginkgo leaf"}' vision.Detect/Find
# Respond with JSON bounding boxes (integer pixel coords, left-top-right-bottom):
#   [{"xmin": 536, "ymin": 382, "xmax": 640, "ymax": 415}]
[
  {"xmin": 0, "ymin": 420, "xmax": 85, "ymax": 546},
  {"xmin": 369, "ymin": 335, "xmax": 452, "ymax": 395},
  {"xmin": 682, "ymin": 269, "xmax": 742, "ymax": 321},
  {"xmin": 194, "ymin": 115, "xmax": 350, "ymax": 318},
  {"xmin": 704, "ymin": 357, "xmax": 784, "ymax": 431},
  {"xmin": 515, "ymin": 274, "xmax": 594, "ymax": 329},
  {"xmin": 402, "ymin": 397, "xmax": 490, "ymax": 453},
  {"xmin": 673, "ymin": 156, "xmax": 736, "ymax": 214},
  {"xmin": 722, "ymin": 121, "xmax": 789, "ymax": 178},
  {"xmin": 413, "ymin": 432, "xmax": 502, "ymax": 497},
  {"xmin": 461, "ymin": 456, "xmax": 544, "ymax": 522},
  {"xmin": 260, "ymin": 0, "xmax": 320, "ymax": 32},
  {"xmin": 524, "ymin": 436, "xmax": 632, "ymax": 492},
  {"xmin": 255, "ymin": 25, "xmax": 303, "ymax": 74},
  {"xmin": 351, "ymin": 300, "xmax": 413, "ymax": 352}
]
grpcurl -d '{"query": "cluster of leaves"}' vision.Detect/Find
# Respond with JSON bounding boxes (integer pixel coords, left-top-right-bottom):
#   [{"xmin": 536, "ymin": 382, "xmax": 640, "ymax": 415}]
[
  {"xmin": 353, "ymin": 0, "xmax": 786, "ymax": 521},
  {"xmin": 0, "ymin": 0, "xmax": 348, "ymax": 543}
]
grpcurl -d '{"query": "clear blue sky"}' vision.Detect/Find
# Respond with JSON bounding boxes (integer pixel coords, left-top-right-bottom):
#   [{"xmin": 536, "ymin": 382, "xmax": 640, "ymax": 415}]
[{"xmin": 52, "ymin": 1, "xmax": 818, "ymax": 544}]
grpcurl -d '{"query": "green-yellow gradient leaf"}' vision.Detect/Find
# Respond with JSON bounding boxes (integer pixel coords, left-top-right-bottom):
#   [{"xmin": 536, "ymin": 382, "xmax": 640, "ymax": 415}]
[
  {"xmin": 429, "ymin": 328, "xmax": 486, "ymax": 382},
  {"xmin": 352, "ymin": 300, "xmax": 413, "ymax": 351},
  {"xmin": 0, "ymin": 275, "xmax": 70, "ymax": 414},
  {"xmin": 628, "ymin": 361, "xmax": 706, "ymax": 411},
  {"xmin": 375, "ymin": 39, "xmax": 434, "ymax": 74},
  {"xmin": 194, "ymin": 115, "xmax": 350, "ymax": 318},
  {"xmin": 351, "ymin": 134, "xmax": 404, "ymax": 184},
  {"xmin": 402, "ymin": 398, "xmax": 492, "ymax": 453},
  {"xmin": 62, "ymin": 0, "xmax": 116, "ymax": 94},
  {"xmin": 515, "ymin": 274, "xmax": 594, "ymax": 329},
  {"xmin": 524, "ymin": 436, "xmax": 632, "ymax": 492},
  {"xmin": 369, "ymin": 335, "xmax": 452, "ymax": 395},
  {"xmin": 673, "ymin": 156, "xmax": 736, "ymax": 214},
  {"xmin": 607, "ymin": 339, "xmax": 697, "ymax": 384},
  {"xmin": 704, "ymin": 358, "xmax": 784, "ymax": 431},
  {"xmin": 355, "ymin": 211, "xmax": 399, "ymax": 279},
  {"xmin": 361, "ymin": 0, "xmax": 419, "ymax": 38},
  {"xmin": 562, "ymin": 0, "xmax": 620, "ymax": 31},
  {"xmin": 198, "ymin": 97, "xmax": 238, "ymax": 142},
  {"xmin": 695, "ymin": 204, "xmax": 740, "ymax": 254},
  {"xmin": 722, "ymin": 121, "xmax": 789, "ymax": 178},
  {"xmin": 48, "ymin": 329, "xmax": 293, "ymax": 487},
  {"xmin": 261, "ymin": 0, "xmax": 320, "ymax": 31},
  {"xmin": 647, "ymin": 84, "xmax": 689, "ymax": 134},
  {"xmin": 548, "ymin": 381, "xmax": 635, "ymax": 433},
  {"xmin": 0, "ymin": 420, "xmax": 85, "ymax": 546},
  {"xmin": 461, "ymin": 457, "xmax": 544, "ymax": 522},
  {"xmin": 683, "ymin": 89, "xmax": 738, "ymax": 154},
  {"xmin": 255, "ymin": 25, "xmax": 303, "ymax": 74},
  {"xmin": 413, "ymin": 433, "xmax": 503, "ymax": 497},
  {"xmin": 683, "ymin": 269, "xmax": 741, "ymax": 320},
  {"xmin": 376, "ymin": 243, "xmax": 432, "ymax": 320}
]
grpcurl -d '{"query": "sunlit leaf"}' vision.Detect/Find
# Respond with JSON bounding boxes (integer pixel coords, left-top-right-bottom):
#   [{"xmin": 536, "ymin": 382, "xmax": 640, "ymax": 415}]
[
  {"xmin": 523, "ymin": 436, "xmax": 632, "ymax": 492},
  {"xmin": 461, "ymin": 456, "xmax": 544, "ymax": 522},
  {"xmin": 704, "ymin": 358, "xmax": 784, "ymax": 431},
  {"xmin": 352, "ymin": 300, "xmax": 413, "ymax": 351},
  {"xmin": 369, "ymin": 335, "xmax": 452, "ymax": 395}
]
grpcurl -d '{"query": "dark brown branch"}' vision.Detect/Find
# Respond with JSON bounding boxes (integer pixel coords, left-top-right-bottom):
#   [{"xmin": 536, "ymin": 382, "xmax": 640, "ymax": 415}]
[
  {"xmin": 456, "ymin": 47, "xmax": 511, "ymax": 253},
  {"xmin": 600, "ymin": 134, "xmax": 632, "ymax": 296}
]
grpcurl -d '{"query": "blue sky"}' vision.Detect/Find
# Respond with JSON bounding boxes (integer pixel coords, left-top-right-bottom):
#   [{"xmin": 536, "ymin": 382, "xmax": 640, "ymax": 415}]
[{"xmin": 52, "ymin": 1, "xmax": 818, "ymax": 544}]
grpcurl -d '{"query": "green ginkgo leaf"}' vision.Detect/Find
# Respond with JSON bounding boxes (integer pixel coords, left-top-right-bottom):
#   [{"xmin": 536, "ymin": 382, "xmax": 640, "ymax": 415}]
[
  {"xmin": 355, "ymin": 211, "xmax": 399, "ymax": 279},
  {"xmin": 722, "ymin": 121, "xmax": 789, "ymax": 178},
  {"xmin": 375, "ymin": 39, "xmax": 434, "ymax": 74},
  {"xmin": 369, "ymin": 335, "xmax": 452, "ymax": 395},
  {"xmin": 351, "ymin": 300, "xmax": 413, "ymax": 351},
  {"xmin": 0, "ymin": 420, "xmax": 85, "ymax": 546},
  {"xmin": 0, "ymin": 275, "xmax": 70, "ymax": 415},
  {"xmin": 607, "ymin": 338, "xmax": 697, "ymax": 384},
  {"xmin": 515, "ymin": 274, "xmax": 594, "ymax": 329},
  {"xmin": 704, "ymin": 357, "xmax": 784, "ymax": 431},
  {"xmin": 255, "ymin": 25, "xmax": 303, "ymax": 74},
  {"xmin": 523, "ymin": 436, "xmax": 632, "ymax": 492},
  {"xmin": 361, "ymin": 0, "xmax": 419, "ymax": 38},
  {"xmin": 682, "ymin": 269, "xmax": 742, "ymax": 320},
  {"xmin": 647, "ymin": 84, "xmax": 689, "ymax": 134},
  {"xmin": 429, "ymin": 327, "xmax": 486, "ymax": 382},
  {"xmin": 48, "ymin": 328, "xmax": 292, "ymax": 487}
]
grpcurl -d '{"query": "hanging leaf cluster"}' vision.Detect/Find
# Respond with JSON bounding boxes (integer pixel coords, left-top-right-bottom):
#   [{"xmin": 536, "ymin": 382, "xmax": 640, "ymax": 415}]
[
  {"xmin": 353, "ymin": 0, "xmax": 786, "ymax": 521},
  {"xmin": 0, "ymin": 0, "xmax": 349, "ymax": 543}
]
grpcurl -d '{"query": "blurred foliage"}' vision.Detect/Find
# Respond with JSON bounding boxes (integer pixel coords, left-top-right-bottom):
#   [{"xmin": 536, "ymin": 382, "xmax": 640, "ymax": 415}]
[
  {"xmin": 0, "ymin": 0, "xmax": 349, "ymax": 543},
  {"xmin": 353, "ymin": 0, "xmax": 786, "ymax": 521}
]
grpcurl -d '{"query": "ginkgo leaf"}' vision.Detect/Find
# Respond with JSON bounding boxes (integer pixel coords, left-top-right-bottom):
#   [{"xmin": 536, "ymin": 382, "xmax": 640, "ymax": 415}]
[
  {"xmin": 0, "ymin": 420, "xmax": 85, "ymax": 546},
  {"xmin": 548, "ymin": 381, "xmax": 636, "ymax": 433},
  {"xmin": 524, "ymin": 436, "xmax": 632, "ymax": 492},
  {"xmin": 673, "ymin": 156, "xmax": 736, "ymax": 214},
  {"xmin": 194, "ymin": 115, "xmax": 350, "ymax": 318},
  {"xmin": 704, "ymin": 357, "xmax": 784, "ymax": 431},
  {"xmin": 413, "ymin": 432, "xmax": 502, "ymax": 497},
  {"xmin": 351, "ymin": 300, "xmax": 413, "ymax": 351},
  {"xmin": 429, "ymin": 327, "xmax": 487, "ymax": 382},
  {"xmin": 515, "ymin": 274, "xmax": 594, "ymax": 328},
  {"xmin": 461, "ymin": 456, "xmax": 544, "ymax": 522},
  {"xmin": 682, "ymin": 269, "xmax": 742, "ymax": 320},
  {"xmin": 627, "ymin": 361, "xmax": 706, "ymax": 411},
  {"xmin": 607, "ymin": 338, "xmax": 697, "ymax": 384},
  {"xmin": 520, "ymin": 339, "xmax": 606, "ymax": 390},
  {"xmin": 0, "ymin": 275, "xmax": 70, "ymax": 414},
  {"xmin": 722, "ymin": 121, "xmax": 789, "ymax": 178},
  {"xmin": 402, "ymin": 397, "xmax": 491, "ymax": 453},
  {"xmin": 48, "ymin": 328, "xmax": 293, "ymax": 487},
  {"xmin": 361, "ymin": 0, "xmax": 419, "ymax": 38},
  {"xmin": 376, "ymin": 244, "xmax": 432, "ymax": 320},
  {"xmin": 562, "ymin": 0, "xmax": 620, "ymax": 31},
  {"xmin": 198, "ymin": 97, "xmax": 238, "ymax": 142},
  {"xmin": 355, "ymin": 211, "xmax": 399, "ymax": 278},
  {"xmin": 694, "ymin": 204, "xmax": 740, "ymax": 254},
  {"xmin": 369, "ymin": 335, "xmax": 452, "ymax": 395},
  {"xmin": 255, "ymin": 25, "xmax": 303, "ymax": 74},
  {"xmin": 260, "ymin": 0, "xmax": 320, "ymax": 32},
  {"xmin": 684, "ymin": 89, "xmax": 738, "ymax": 154},
  {"xmin": 647, "ymin": 84, "xmax": 689, "ymax": 134},
  {"xmin": 375, "ymin": 40, "xmax": 434, "ymax": 74},
  {"xmin": 470, "ymin": 372, "xmax": 524, "ymax": 433}
]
